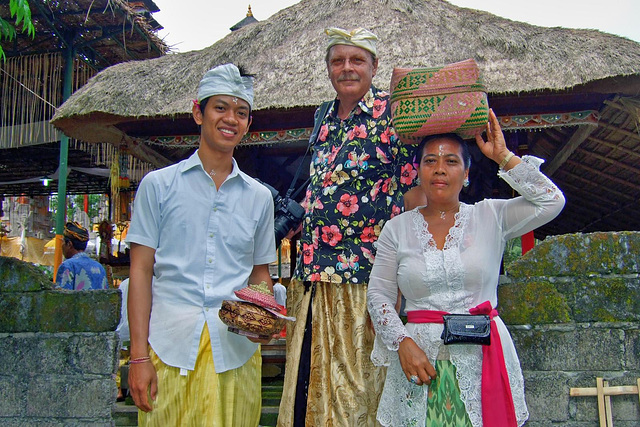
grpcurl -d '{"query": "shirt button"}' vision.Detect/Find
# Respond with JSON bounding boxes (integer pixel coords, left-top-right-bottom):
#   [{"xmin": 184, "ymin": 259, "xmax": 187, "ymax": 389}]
[
  {"xmin": 205, "ymin": 308, "xmax": 209, "ymax": 312},
  {"xmin": 213, "ymin": 208, "xmax": 218, "ymax": 212},
  {"xmin": 209, "ymin": 233, "xmax": 214, "ymax": 238},
  {"xmin": 208, "ymin": 258, "xmax": 213, "ymax": 263}
]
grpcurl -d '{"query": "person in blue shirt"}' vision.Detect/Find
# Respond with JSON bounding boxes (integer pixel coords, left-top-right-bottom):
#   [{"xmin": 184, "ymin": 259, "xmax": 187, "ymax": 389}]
[
  {"xmin": 55, "ymin": 221, "xmax": 107, "ymax": 290},
  {"xmin": 125, "ymin": 63, "xmax": 276, "ymax": 426}
]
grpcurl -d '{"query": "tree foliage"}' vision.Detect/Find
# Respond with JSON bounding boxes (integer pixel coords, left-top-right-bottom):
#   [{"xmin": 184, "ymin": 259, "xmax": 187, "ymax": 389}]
[{"xmin": 0, "ymin": 0, "xmax": 35, "ymax": 61}]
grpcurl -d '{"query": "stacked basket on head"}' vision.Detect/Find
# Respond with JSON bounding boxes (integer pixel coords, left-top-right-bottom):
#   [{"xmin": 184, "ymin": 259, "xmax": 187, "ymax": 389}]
[{"xmin": 390, "ymin": 58, "xmax": 489, "ymax": 143}]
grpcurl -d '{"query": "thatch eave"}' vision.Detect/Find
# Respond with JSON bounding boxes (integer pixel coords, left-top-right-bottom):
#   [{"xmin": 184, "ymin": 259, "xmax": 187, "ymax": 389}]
[{"xmin": 52, "ymin": 0, "xmax": 640, "ymax": 139}]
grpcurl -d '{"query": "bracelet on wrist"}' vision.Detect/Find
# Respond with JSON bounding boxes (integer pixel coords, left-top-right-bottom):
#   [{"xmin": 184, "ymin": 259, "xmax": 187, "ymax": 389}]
[
  {"xmin": 130, "ymin": 356, "xmax": 151, "ymax": 365},
  {"xmin": 499, "ymin": 152, "xmax": 515, "ymax": 170}
]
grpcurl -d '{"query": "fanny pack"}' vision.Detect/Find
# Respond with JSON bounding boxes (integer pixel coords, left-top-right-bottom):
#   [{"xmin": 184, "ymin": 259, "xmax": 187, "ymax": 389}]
[{"xmin": 440, "ymin": 314, "xmax": 491, "ymax": 345}]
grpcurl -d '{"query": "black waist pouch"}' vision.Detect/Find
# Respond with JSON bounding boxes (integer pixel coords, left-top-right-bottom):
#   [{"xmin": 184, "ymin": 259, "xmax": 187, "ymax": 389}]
[{"xmin": 440, "ymin": 314, "xmax": 491, "ymax": 345}]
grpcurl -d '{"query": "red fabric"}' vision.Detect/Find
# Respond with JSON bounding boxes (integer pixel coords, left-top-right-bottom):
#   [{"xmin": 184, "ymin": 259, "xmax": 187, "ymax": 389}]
[
  {"xmin": 521, "ymin": 231, "xmax": 535, "ymax": 254},
  {"xmin": 407, "ymin": 301, "xmax": 517, "ymax": 427}
]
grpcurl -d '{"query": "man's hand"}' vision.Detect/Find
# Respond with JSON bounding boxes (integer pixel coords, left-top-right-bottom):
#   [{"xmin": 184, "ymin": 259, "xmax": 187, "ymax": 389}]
[{"xmin": 128, "ymin": 361, "xmax": 158, "ymax": 412}]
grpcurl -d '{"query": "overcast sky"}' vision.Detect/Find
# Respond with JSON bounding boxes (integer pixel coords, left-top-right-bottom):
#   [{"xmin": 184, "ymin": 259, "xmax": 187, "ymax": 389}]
[{"xmin": 151, "ymin": 0, "xmax": 640, "ymax": 53}]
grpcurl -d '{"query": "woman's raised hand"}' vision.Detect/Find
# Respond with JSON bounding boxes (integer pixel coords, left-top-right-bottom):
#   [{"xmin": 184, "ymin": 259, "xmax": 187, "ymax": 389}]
[{"xmin": 475, "ymin": 108, "xmax": 511, "ymax": 165}]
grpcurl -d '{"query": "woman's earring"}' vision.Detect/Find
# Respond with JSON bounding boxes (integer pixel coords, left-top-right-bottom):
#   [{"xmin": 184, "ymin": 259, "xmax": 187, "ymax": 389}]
[
  {"xmin": 463, "ymin": 178, "xmax": 469, "ymax": 188},
  {"xmin": 415, "ymin": 178, "xmax": 421, "ymax": 185}
]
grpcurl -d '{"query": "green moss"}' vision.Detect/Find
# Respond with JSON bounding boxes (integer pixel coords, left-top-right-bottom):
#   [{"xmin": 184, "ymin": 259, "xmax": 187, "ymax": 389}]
[
  {"xmin": 499, "ymin": 280, "xmax": 571, "ymax": 324},
  {"xmin": 507, "ymin": 232, "xmax": 640, "ymax": 278},
  {"xmin": 0, "ymin": 256, "xmax": 52, "ymax": 292}
]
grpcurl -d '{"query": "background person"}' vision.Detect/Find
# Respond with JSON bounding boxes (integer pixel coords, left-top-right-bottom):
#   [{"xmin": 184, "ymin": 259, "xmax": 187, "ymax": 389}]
[
  {"xmin": 278, "ymin": 27, "xmax": 419, "ymax": 426},
  {"xmin": 367, "ymin": 109, "xmax": 565, "ymax": 426},
  {"xmin": 55, "ymin": 221, "xmax": 107, "ymax": 290},
  {"xmin": 125, "ymin": 63, "xmax": 276, "ymax": 426}
]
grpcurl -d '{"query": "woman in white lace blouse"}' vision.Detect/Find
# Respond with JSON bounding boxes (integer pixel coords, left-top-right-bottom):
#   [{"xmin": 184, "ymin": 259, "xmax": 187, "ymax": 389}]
[{"xmin": 367, "ymin": 109, "xmax": 565, "ymax": 427}]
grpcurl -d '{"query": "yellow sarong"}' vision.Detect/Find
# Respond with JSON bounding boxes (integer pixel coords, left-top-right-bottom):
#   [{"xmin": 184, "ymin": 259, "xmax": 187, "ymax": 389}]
[{"xmin": 139, "ymin": 324, "xmax": 262, "ymax": 427}]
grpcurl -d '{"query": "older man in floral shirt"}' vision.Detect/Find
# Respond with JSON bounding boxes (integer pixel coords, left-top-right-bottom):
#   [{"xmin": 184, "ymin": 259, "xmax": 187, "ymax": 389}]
[{"xmin": 278, "ymin": 27, "xmax": 418, "ymax": 427}]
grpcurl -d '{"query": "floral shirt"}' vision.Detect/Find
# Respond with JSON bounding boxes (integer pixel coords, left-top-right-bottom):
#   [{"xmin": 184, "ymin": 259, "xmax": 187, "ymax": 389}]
[
  {"xmin": 295, "ymin": 86, "xmax": 419, "ymax": 285},
  {"xmin": 55, "ymin": 252, "xmax": 108, "ymax": 290}
]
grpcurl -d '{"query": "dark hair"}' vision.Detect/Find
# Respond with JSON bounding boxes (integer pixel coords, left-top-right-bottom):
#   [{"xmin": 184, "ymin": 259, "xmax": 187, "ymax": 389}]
[
  {"xmin": 325, "ymin": 45, "xmax": 377, "ymax": 66},
  {"xmin": 416, "ymin": 133, "xmax": 472, "ymax": 170},
  {"xmin": 65, "ymin": 237, "xmax": 88, "ymax": 251},
  {"xmin": 199, "ymin": 64, "xmax": 254, "ymax": 115}
]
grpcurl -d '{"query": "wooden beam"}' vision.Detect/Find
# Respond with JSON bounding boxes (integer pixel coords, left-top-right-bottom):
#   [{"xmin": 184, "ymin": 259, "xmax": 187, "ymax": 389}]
[
  {"xmin": 555, "ymin": 169, "xmax": 636, "ymax": 202},
  {"xmin": 545, "ymin": 123, "xmax": 597, "ymax": 177},
  {"xmin": 566, "ymin": 159, "xmax": 640, "ymax": 191},
  {"xmin": 598, "ymin": 121, "xmax": 640, "ymax": 143},
  {"xmin": 124, "ymin": 136, "xmax": 173, "ymax": 169},
  {"xmin": 575, "ymin": 148, "xmax": 640, "ymax": 174},
  {"xmin": 588, "ymin": 135, "xmax": 640, "ymax": 159}
]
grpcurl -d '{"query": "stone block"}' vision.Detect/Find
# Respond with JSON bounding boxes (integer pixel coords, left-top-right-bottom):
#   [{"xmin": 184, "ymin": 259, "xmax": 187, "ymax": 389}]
[
  {"xmin": 523, "ymin": 371, "xmax": 572, "ymax": 422},
  {"xmin": 0, "ymin": 293, "xmax": 39, "ymax": 332},
  {"xmin": 508, "ymin": 231, "xmax": 640, "ymax": 277},
  {"xmin": 499, "ymin": 279, "xmax": 572, "ymax": 324},
  {"xmin": 74, "ymin": 290, "xmax": 121, "ymax": 332},
  {"xmin": 0, "ymin": 256, "xmax": 52, "ymax": 292},
  {"xmin": 624, "ymin": 327, "xmax": 640, "ymax": 369},
  {"xmin": 0, "ymin": 376, "xmax": 25, "ymax": 417},
  {"xmin": 26, "ymin": 376, "xmax": 115, "ymax": 418},
  {"xmin": 71, "ymin": 333, "xmax": 120, "ymax": 375},
  {"xmin": 572, "ymin": 277, "xmax": 640, "ymax": 322},
  {"xmin": 568, "ymin": 372, "xmax": 640, "ymax": 423},
  {"xmin": 38, "ymin": 291, "xmax": 79, "ymax": 332},
  {"xmin": 512, "ymin": 325, "xmax": 624, "ymax": 371}
]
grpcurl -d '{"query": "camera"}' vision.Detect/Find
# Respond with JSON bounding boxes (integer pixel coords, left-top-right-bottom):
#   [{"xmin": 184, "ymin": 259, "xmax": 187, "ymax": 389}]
[{"xmin": 257, "ymin": 180, "xmax": 305, "ymax": 247}]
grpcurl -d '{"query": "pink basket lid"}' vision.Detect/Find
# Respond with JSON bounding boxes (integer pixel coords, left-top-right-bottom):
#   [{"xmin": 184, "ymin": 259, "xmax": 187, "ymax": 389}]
[{"xmin": 234, "ymin": 282, "xmax": 280, "ymax": 310}]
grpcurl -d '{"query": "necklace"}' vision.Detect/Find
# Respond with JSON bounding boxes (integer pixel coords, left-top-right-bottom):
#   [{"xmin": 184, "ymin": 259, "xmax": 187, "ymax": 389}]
[
  {"xmin": 208, "ymin": 168, "xmax": 216, "ymax": 178},
  {"xmin": 436, "ymin": 202, "xmax": 460, "ymax": 220}
]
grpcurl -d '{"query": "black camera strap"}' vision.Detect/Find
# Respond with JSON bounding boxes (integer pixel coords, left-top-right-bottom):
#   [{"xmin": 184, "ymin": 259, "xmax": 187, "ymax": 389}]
[{"xmin": 285, "ymin": 101, "xmax": 332, "ymax": 200}]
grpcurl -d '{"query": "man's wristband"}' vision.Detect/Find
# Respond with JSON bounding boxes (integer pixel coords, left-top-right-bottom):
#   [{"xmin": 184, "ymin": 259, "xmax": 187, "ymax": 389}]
[{"xmin": 499, "ymin": 152, "xmax": 515, "ymax": 170}]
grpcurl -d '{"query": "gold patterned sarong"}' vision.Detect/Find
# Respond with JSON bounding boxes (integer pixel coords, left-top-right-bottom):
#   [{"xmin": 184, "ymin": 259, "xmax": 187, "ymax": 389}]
[
  {"xmin": 277, "ymin": 280, "xmax": 385, "ymax": 426},
  {"xmin": 139, "ymin": 324, "xmax": 262, "ymax": 427}
]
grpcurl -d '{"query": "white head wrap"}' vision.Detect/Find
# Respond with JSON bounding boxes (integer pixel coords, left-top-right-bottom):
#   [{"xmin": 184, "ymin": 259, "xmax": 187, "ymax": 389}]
[
  {"xmin": 325, "ymin": 27, "xmax": 378, "ymax": 57},
  {"xmin": 197, "ymin": 63, "xmax": 254, "ymax": 109}
]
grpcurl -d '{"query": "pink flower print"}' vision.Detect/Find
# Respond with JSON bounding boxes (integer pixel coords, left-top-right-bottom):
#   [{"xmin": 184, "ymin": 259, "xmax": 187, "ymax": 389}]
[
  {"xmin": 360, "ymin": 226, "xmax": 378, "ymax": 243},
  {"xmin": 382, "ymin": 177, "xmax": 398, "ymax": 195},
  {"xmin": 348, "ymin": 124, "xmax": 368, "ymax": 140},
  {"xmin": 321, "ymin": 225, "xmax": 343, "ymax": 246},
  {"xmin": 361, "ymin": 247, "xmax": 375, "ymax": 264},
  {"xmin": 312, "ymin": 227, "xmax": 319, "ymax": 248},
  {"xmin": 391, "ymin": 205, "xmax": 401, "ymax": 218},
  {"xmin": 337, "ymin": 193, "xmax": 359, "ymax": 216},
  {"xmin": 369, "ymin": 179, "xmax": 382, "ymax": 201},
  {"xmin": 302, "ymin": 243, "xmax": 314, "ymax": 264},
  {"xmin": 308, "ymin": 272, "xmax": 321, "ymax": 282},
  {"xmin": 318, "ymin": 124, "xmax": 329, "ymax": 142},
  {"xmin": 372, "ymin": 98, "xmax": 387, "ymax": 119},
  {"xmin": 375, "ymin": 147, "xmax": 391, "ymax": 164},
  {"xmin": 400, "ymin": 163, "xmax": 418, "ymax": 185},
  {"xmin": 380, "ymin": 127, "xmax": 393, "ymax": 144}
]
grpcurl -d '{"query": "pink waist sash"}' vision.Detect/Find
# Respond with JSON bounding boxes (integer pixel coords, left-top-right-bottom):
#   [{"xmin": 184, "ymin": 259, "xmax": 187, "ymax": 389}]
[{"xmin": 407, "ymin": 301, "xmax": 517, "ymax": 427}]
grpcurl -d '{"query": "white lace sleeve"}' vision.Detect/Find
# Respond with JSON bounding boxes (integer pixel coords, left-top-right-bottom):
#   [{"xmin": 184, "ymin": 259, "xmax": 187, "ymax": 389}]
[
  {"xmin": 367, "ymin": 218, "xmax": 410, "ymax": 365},
  {"xmin": 497, "ymin": 155, "xmax": 566, "ymax": 240}
]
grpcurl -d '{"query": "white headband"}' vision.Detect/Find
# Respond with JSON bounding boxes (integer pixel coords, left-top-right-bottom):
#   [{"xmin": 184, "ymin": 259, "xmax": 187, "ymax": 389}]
[{"xmin": 197, "ymin": 63, "xmax": 254, "ymax": 108}]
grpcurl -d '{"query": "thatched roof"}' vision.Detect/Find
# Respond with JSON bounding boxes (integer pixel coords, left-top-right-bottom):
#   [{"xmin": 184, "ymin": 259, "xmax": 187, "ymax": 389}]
[
  {"xmin": 48, "ymin": 0, "xmax": 640, "ymax": 238},
  {"xmin": 52, "ymin": 0, "xmax": 640, "ymax": 136}
]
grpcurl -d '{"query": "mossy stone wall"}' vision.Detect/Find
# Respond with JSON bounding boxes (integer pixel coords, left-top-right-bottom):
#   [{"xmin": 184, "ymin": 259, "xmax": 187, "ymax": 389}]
[
  {"xmin": 0, "ymin": 256, "xmax": 121, "ymax": 426},
  {"xmin": 498, "ymin": 232, "xmax": 640, "ymax": 426}
]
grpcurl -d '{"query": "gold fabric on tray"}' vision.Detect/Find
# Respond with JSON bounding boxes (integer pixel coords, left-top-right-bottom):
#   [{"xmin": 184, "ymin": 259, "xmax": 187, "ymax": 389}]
[
  {"xmin": 139, "ymin": 324, "xmax": 262, "ymax": 427},
  {"xmin": 278, "ymin": 280, "xmax": 385, "ymax": 426}
]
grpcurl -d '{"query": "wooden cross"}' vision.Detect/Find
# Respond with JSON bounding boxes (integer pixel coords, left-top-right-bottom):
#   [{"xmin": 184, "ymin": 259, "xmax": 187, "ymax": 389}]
[{"xmin": 570, "ymin": 377, "xmax": 640, "ymax": 427}]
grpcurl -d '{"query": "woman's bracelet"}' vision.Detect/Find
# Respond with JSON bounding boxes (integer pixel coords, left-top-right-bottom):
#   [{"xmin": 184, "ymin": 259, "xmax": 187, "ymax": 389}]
[
  {"xmin": 499, "ymin": 152, "xmax": 515, "ymax": 170},
  {"xmin": 130, "ymin": 356, "xmax": 151, "ymax": 365}
]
